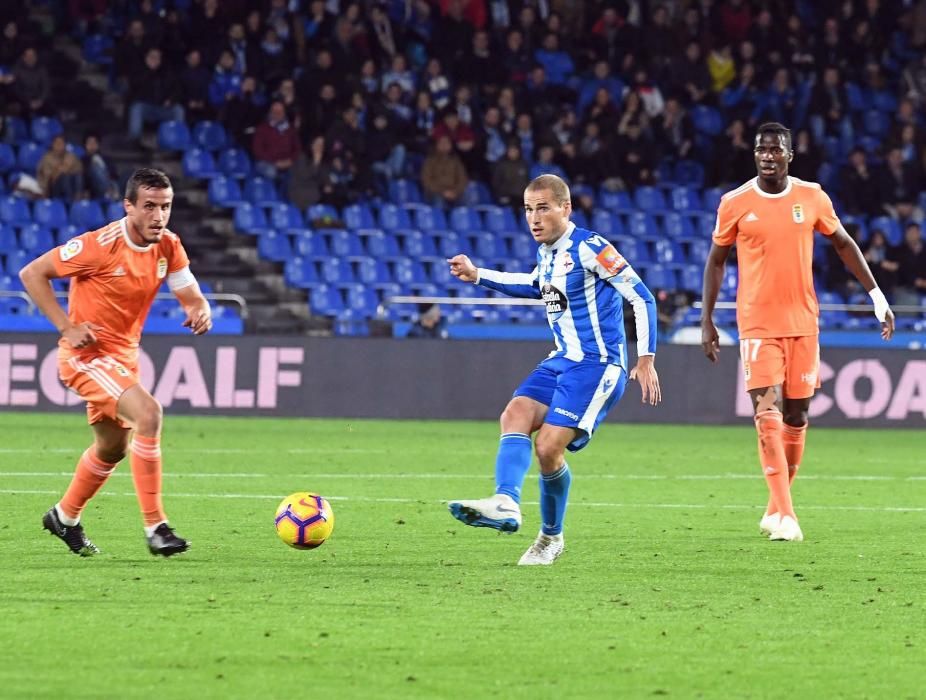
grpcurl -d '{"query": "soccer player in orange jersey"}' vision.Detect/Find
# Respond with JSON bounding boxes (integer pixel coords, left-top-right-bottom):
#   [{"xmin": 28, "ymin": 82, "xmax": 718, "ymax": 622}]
[
  {"xmin": 700, "ymin": 123, "xmax": 895, "ymax": 542},
  {"xmin": 19, "ymin": 168, "xmax": 212, "ymax": 557}
]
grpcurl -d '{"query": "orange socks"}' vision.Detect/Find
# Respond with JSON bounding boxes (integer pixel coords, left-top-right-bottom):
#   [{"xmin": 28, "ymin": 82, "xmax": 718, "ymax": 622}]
[
  {"xmin": 130, "ymin": 434, "xmax": 166, "ymax": 527},
  {"xmin": 58, "ymin": 447, "xmax": 118, "ymax": 523},
  {"xmin": 765, "ymin": 422, "xmax": 807, "ymax": 516},
  {"xmin": 755, "ymin": 410, "xmax": 795, "ymax": 519}
]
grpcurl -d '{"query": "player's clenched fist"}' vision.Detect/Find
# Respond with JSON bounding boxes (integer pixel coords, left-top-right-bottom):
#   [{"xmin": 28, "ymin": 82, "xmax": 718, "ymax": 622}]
[
  {"xmin": 62, "ymin": 321, "xmax": 100, "ymax": 350},
  {"xmin": 447, "ymin": 254, "xmax": 478, "ymax": 283}
]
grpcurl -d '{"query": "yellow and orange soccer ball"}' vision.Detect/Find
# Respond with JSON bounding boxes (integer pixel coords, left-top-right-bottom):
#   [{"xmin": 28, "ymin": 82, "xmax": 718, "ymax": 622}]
[{"xmin": 274, "ymin": 492, "xmax": 335, "ymax": 549}]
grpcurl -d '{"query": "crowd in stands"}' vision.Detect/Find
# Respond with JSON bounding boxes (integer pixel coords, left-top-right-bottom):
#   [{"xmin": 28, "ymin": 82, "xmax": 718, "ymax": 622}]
[{"xmin": 1, "ymin": 0, "xmax": 925, "ymax": 333}]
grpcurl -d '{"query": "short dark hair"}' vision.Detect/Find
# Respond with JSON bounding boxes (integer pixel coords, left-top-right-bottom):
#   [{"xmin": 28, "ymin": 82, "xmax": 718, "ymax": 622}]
[
  {"xmin": 755, "ymin": 122, "xmax": 792, "ymax": 151},
  {"xmin": 124, "ymin": 168, "xmax": 171, "ymax": 203}
]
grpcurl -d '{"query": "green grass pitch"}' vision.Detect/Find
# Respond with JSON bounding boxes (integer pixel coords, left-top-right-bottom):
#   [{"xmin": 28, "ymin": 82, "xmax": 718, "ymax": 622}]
[{"xmin": 1, "ymin": 412, "xmax": 923, "ymax": 699}]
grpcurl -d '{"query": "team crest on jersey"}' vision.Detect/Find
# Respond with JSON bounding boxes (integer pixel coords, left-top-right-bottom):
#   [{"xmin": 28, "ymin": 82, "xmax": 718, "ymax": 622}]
[
  {"xmin": 157, "ymin": 257, "xmax": 168, "ymax": 279},
  {"xmin": 792, "ymin": 204, "xmax": 804, "ymax": 223},
  {"xmin": 59, "ymin": 239, "xmax": 83, "ymax": 261},
  {"xmin": 557, "ymin": 251, "xmax": 575, "ymax": 273},
  {"xmin": 595, "ymin": 244, "xmax": 626, "ymax": 275}
]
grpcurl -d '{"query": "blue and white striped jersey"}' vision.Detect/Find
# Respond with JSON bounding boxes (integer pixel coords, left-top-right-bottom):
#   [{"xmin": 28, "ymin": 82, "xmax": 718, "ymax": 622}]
[{"xmin": 476, "ymin": 222, "xmax": 658, "ymax": 367}]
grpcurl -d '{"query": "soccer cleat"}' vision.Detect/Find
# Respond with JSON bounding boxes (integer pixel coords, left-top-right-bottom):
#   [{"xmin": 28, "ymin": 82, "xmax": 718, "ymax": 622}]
[
  {"xmin": 448, "ymin": 494, "xmax": 522, "ymax": 532},
  {"xmin": 517, "ymin": 532, "xmax": 565, "ymax": 566},
  {"xmin": 147, "ymin": 523, "xmax": 190, "ymax": 557},
  {"xmin": 769, "ymin": 515, "xmax": 804, "ymax": 542},
  {"xmin": 759, "ymin": 512, "xmax": 781, "ymax": 536},
  {"xmin": 42, "ymin": 507, "xmax": 100, "ymax": 556}
]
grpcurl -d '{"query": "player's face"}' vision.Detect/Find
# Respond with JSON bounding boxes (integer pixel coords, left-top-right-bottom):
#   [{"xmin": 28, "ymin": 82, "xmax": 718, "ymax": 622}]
[
  {"xmin": 524, "ymin": 189, "xmax": 571, "ymax": 245},
  {"xmin": 754, "ymin": 133, "xmax": 792, "ymax": 185},
  {"xmin": 124, "ymin": 186, "xmax": 173, "ymax": 245}
]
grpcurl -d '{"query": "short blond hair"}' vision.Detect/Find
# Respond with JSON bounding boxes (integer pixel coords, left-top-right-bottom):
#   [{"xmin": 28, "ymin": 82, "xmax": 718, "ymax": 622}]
[{"xmin": 525, "ymin": 174, "xmax": 571, "ymax": 205}]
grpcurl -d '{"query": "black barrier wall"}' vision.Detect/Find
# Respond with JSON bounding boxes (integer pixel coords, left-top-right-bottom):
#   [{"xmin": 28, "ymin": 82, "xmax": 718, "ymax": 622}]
[{"xmin": 0, "ymin": 334, "xmax": 924, "ymax": 426}]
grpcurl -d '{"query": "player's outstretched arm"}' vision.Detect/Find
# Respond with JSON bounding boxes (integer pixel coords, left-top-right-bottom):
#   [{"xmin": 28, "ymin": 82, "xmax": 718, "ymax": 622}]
[
  {"xmin": 174, "ymin": 282, "xmax": 213, "ymax": 335},
  {"xmin": 19, "ymin": 251, "xmax": 99, "ymax": 349},
  {"xmin": 700, "ymin": 243, "xmax": 732, "ymax": 362},
  {"xmin": 447, "ymin": 254, "xmax": 478, "ymax": 282},
  {"xmin": 828, "ymin": 225, "xmax": 895, "ymax": 341}
]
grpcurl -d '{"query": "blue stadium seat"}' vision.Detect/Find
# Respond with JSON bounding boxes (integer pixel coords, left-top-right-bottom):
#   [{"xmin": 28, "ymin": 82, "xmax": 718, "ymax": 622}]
[
  {"xmin": 396, "ymin": 229, "xmax": 435, "ymax": 257},
  {"xmin": 469, "ymin": 231, "xmax": 504, "ymax": 258},
  {"xmin": 0, "ymin": 272, "xmax": 24, "ymax": 290},
  {"xmin": 284, "ymin": 257, "xmax": 320, "ymax": 288},
  {"xmin": 342, "ymin": 283, "xmax": 381, "ymax": 317},
  {"xmin": 352, "ymin": 256, "xmax": 393, "ymax": 285},
  {"xmin": 0, "ymin": 224, "xmax": 17, "ymax": 253},
  {"xmin": 598, "ymin": 189, "xmax": 633, "ymax": 211},
  {"xmin": 158, "ymin": 120, "xmax": 192, "ymax": 151},
  {"xmin": 106, "ymin": 201, "xmax": 124, "ymax": 221},
  {"xmin": 626, "ymin": 212, "xmax": 661, "ymax": 238},
  {"xmin": 646, "ymin": 264, "xmax": 678, "ymax": 291},
  {"xmin": 691, "ymin": 105, "xmax": 723, "ymax": 135},
  {"xmin": 4, "ymin": 249, "xmax": 30, "ymax": 277},
  {"xmin": 30, "ymin": 117, "xmax": 63, "ymax": 145},
  {"xmin": 82, "ymin": 34, "xmax": 113, "ymax": 64},
  {"xmin": 70, "ymin": 200, "xmax": 105, "ymax": 230},
  {"xmin": 670, "ymin": 186, "xmax": 703, "ymax": 211},
  {"xmin": 207, "ymin": 176, "xmax": 245, "ymax": 207},
  {"xmin": 591, "ymin": 209, "xmax": 620, "ymax": 236},
  {"xmin": 269, "ymin": 202, "xmax": 304, "ymax": 230},
  {"xmin": 319, "ymin": 258, "xmax": 355, "ymax": 285},
  {"xmin": 840, "ymin": 215, "xmax": 869, "ymax": 243},
  {"xmin": 0, "ymin": 195, "xmax": 31, "ymax": 225},
  {"xmin": 243, "ymin": 176, "xmax": 279, "ymax": 206},
  {"xmin": 32, "ymin": 199, "xmax": 68, "ymax": 228},
  {"xmin": 693, "ymin": 212, "xmax": 716, "ymax": 237},
  {"xmin": 862, "ymin": 110, "xmax": 890, "ymax": 138},
  {"xmin": 701, "ymin": 187, "xmax": 724, "ymax": 212},
  {"xmin": 686, "ymin": 237, "xmax": 711, "ymax": 264},
  {"xmin": 613, "ymin": 235, "xmax": 651, "ymax": 264},
  {"xmin": 674, "ymin": 160, "xmax": 706, "ymax": 187},
  {"xmin": 462, "ymin": 181, "xmax": 491, "ymax": 205},
  {"xmin": 343, "ymin": 203, "xmax": 376, "ymax": 229},
  {"xmin": 387, "ymin": 179, "xmax": 422, "ymax": 204},
  {"xmin": 182, "ymin": 148, "xmax": 220, "ymax": 179},
  {"xmin": 663, "ymin": 212, "xmax": 697, "ymax": 239},
  {"xmin": 653, "ymin": 239, "xmax": 687, "ymax": 267},
  {"xmin": 55, "ymin": 224, "xmax": 81, "ymax": 245},
  {"xmin": 0, "ymin": 144, "xmax": 14, "ymax": 173},
  {"xmin": 306, "ymin": 203, "xmax": 340, "ymax": 224},
  {"xmin": 192, "ymin": 121, "xmax": 228, "ymax": 150},
  {"xmin": 4, "ymin": 117, "xmax": 29, "ymax": 144},
  {"xmin": 217, "ymin": 148, "xmax": 252, "ymax": 178},
  {"xmin": 409, "ymin": 204, "xmax": 447, "ymax": 230},
  {"xmin": 479, "ymin": 205, "xmax": 517, "ymax": 232},
  {"xmin": 19, "ymin": 224, "xmax": 54, "ymax": 253},
  {"xmin": 326, "ymin": 229, "xmax": 363, "ymax": 256},
  {"xmin": 678, "ymin": 264, "xmax": 702, "ymax": 293},
  {"xmin": 391, "ymin": 258, "xmax": 428, "ymax": 285},
  {"xmin": 17, "ymin": 142, "xmax": 45, "ymax": 172},
  {"xmin": 293, "ymin": 232, "xmax": 329, "ymax": 257},
  {"xmin": 869, "ymin": 216, "xmax": 902, "ymax": 246},
  {"xmin": 233, "ymin": 203, "xmax": 270, "ymax": 235},
  {"xmin": 425, "ymin": 257, "xmax": 454, "ymax": 286},
  {"xmin": 634, "ymin": 186, "xmax": 667, "ymax": 211},
  {"xmin": 357, "ymin": 228, "xmax": 400, "ymax": 256},
  {"xmin": 873, "ymin": 91, "xmax": 898, "ymax": 114},
  {"xmin": 257, "ymin": 230, "xmax": 292, "ymax": 261},
  {"xmin": 378, "ymin": 203, "xmax": 411, "ymax": 231},
  {"xmin": 509, "ymin": 233, "xmax": 535, "ymax": 260},
  {"xmin": 450, "ymin": 205, "xmax": 482, "ymax": 231},
  {"xmin": 309, "ymin": 284, "xmax": 345, "ymax": 316}
]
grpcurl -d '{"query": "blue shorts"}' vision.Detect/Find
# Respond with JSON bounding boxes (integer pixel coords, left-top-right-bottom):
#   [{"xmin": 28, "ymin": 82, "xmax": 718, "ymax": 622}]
[{"xmin": 513, "ymin": 357, "xmax": 627, "ymax": 452}]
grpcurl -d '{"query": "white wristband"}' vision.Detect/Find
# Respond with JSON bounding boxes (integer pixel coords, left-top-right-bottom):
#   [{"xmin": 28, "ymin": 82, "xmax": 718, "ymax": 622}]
[{"xmin": 868, "ymin": 287, "xmax": 889, "ymax": 322}]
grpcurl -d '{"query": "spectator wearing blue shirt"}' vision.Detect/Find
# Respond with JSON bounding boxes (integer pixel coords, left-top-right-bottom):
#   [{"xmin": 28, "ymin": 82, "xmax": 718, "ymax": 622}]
[
  {"xmin": 577, "ymin": 60, "xmax": 625, "ymax": 116},
  {"xmin": 534, "ymin": 32, "xmax": 574, "ymax": 87},
  {"xmin": 208, "ymin": 50, "xmax": 243, "ymax": 108}
]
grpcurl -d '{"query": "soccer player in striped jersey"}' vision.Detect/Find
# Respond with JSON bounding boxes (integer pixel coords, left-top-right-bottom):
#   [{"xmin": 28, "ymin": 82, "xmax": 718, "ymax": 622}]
[
  {"xmin": 701, "ymin": 122, "xmax": 894, "ymax": 542},
  {"xmin": 19, "ymin": 168, "xmax": 212, "ymax": 557},
  {"xmin": 446, "ymin": 174, "xmax": 661, "ymax": 565}
]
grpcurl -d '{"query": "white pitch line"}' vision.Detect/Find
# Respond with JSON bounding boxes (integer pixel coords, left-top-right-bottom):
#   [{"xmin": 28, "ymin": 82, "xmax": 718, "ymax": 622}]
[
  {"xmin": 1, "ymin": 471, "xmax": 924, "ymax": 482},
  {"xmin": 1, "ymin": 488, "xmax": 924, "ymax": 513}
]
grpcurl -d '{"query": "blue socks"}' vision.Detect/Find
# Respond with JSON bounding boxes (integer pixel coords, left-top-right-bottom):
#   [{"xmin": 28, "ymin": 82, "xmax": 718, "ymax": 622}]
[
  {"xmin": 494, "ymin": 432, "xmax": 532, "ymax": 503},
  {"xmin": 539, "ymin": 464, "xmax": 571, "ymax": 536}
]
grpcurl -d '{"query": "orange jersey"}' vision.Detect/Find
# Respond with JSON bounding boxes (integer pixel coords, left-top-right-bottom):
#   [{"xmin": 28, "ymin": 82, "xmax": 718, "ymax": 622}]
[
  {"xmin": 51, "ymin": 218, "xmax": 190, "ymax": 364},
  {"xmin": 712, "ymin": 176, "xmax": 840, "ymax": 338}
]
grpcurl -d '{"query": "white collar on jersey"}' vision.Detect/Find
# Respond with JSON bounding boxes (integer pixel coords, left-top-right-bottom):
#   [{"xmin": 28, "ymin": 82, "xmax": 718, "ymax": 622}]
[
  {"xmin": 121, "ymin": 217, "xmax": 156, "ymax": 252},
  {"xmin": 751, "ymin": 176, "xmax": 793, "ymax": 199},
  {"xmin": 544, "ymin": 221, "xmax": 576, "ymax": 251}
]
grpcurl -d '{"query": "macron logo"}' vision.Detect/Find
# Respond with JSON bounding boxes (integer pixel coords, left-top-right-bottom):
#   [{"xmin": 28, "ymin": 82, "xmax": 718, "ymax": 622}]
[
  {"xmin": 553, "ymin": 407, "xmax": 579, "ymax": 421},
  {"xmin": 744, "ymin": 212, "xmax": 759, "ymax": 222}
]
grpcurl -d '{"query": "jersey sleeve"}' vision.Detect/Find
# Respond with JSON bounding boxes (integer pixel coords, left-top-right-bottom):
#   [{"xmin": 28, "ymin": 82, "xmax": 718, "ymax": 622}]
[
  {"xmin": 814, "ymin": 188, "xmax": 840, "ymax": 236},
  {"xmin": 712, "ymin": 196, "xmax": 738, "ymax": 246},
  {"xmin": 476, "ymin": 266, "xmax": 541, "ymax": 298},
  {"xmin": 50, "ymin": 231, "xmax": 103, "ymax": 278},
  {"xmin": 167, "ymin": 233, "xmax": 191, "ymax": 273},
  {"xmin": 580, "ymin": 233, "xmax": 629, "ymax": 280}
]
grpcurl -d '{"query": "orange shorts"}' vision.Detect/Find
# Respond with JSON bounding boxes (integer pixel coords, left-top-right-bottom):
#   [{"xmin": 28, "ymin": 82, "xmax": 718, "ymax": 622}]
[
  {"xmin": 739, "ymin": 336, "xmax": 820, "ymax": 399},
  {"xmin": 59, "ymin": 351, "xmax": 139, "ymax": 426}
]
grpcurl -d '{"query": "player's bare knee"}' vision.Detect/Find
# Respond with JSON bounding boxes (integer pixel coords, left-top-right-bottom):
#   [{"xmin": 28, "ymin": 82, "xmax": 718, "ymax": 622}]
[
  {"xmin": 534, "ymin": 437, "xmax": 563, "ymax": 473},
  {"xmin": 135, "ymin": 398, "xmax": 163, "ymax": 435}
]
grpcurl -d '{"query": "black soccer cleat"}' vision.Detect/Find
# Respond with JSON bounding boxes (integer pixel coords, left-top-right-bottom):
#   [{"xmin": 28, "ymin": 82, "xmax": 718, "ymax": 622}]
[
  {"xmin": 147, "ymin": 523, "xmax": 190, "ymax": 557},
  {"xmin": 42, "ymin": 507, "xmax": 100, "ymax": 556}
]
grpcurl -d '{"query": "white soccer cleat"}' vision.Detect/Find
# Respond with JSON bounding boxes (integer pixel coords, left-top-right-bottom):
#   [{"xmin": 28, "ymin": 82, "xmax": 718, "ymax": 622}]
[
  {"xmin": 769, "ymin": 515, "xmax": 804, "ymax": 542},
  {"xmin": 448, "ymin": 493, "xmax": 522, "ymax": 533},
  {"xmin": 759, "ymin": 512, "xmax": 781, "ymax": 536},
  {"xmin": 517, "ymin": 532, "xmax": 565, "ymax": 566}
]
